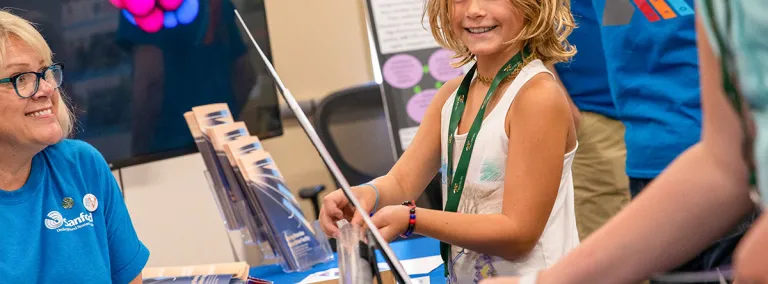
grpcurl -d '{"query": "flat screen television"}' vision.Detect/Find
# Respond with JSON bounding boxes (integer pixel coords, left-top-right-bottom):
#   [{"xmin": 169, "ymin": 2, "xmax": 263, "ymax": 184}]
[{"xmin": 4, "ymin": 0, "xmax": 282, "ymax": 169}]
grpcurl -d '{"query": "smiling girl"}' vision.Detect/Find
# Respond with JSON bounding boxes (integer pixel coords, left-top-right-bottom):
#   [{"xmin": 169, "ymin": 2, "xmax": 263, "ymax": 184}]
[{"xmin": 319, "ymin": 0, "xmax": 578, "ymax": 282}]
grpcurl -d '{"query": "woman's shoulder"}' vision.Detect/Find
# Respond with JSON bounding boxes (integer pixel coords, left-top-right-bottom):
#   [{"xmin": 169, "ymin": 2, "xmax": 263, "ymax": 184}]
[
  {"xmin": 47, "ymin": 139, "xmax": 102, "ymax": 157},
  {"xmin": 41, "ymin": 140, "xmax": 117, "ymax": 202},
  {"xmin": 44, "ymin": 139, "xmax": 109, "ymax": 170}
]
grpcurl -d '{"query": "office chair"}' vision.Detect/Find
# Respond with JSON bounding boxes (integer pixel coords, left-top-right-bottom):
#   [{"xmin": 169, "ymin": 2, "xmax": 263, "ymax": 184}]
[{"xmin": 299, "ymin": 82, "xmax": 443, "ymax": 220}]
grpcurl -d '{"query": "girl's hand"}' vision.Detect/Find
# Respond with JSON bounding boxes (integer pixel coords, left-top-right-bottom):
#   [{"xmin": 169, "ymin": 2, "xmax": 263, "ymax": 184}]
[
  {"xmin": 370, "ymin": 205, "xmax": 411, "ymax": 242},
  {"xmin": 318, "ymin": 185, "xmax": 377, "ymax": 238}
]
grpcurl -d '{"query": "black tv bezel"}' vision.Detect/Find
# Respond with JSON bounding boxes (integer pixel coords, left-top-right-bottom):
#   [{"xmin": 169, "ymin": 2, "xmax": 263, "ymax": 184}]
[{"xmin": 106, "ymin": 128, "xmax": 284, "ymax": 170}]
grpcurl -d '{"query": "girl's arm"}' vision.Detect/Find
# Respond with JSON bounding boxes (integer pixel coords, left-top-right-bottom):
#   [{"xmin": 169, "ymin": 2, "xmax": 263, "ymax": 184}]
[
  {"xmin": 374, "ymin": 73, "xmax": 577, "ymax": 260},
  {"xmin": 546, "ymin": 63, "xmax": 581, "ymax": 129},
  {"xmin": 483, "ymin": 14, "xmax": 756, "ymax": 284},
  {"xmin": 320, "ymin": 76, "xmax": 463, "ymax": 236},
  {"xmin": 734, "ymin": 213, "xmax": 768, "ymax": 282},
  {"xmin": 367, "ymin": 76, "xmax": 464, "ymax": 204}
]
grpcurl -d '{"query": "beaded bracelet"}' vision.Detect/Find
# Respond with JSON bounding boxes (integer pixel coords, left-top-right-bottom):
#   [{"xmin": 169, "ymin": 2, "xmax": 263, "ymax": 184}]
[{"xmin": 400, "ymin": 200, "xmax": 416, "ymax": 238}]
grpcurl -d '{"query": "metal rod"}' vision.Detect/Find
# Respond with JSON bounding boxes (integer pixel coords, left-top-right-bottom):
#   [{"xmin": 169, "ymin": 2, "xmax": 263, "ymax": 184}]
[{"xmin": 234, "ymin": 9, "xmax": 412, "ymax": 283}]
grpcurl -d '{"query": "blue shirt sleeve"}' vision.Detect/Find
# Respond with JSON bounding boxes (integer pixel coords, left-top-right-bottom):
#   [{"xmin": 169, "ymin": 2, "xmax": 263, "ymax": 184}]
[{"xmin": 88, "ymin": 147, "xmax": 150, "ymax": 284}]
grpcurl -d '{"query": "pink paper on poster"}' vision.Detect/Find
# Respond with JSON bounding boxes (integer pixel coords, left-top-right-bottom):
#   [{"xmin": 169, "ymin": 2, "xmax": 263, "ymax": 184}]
[
  {"xmin": 383, "ymin": 54, "xmax": 423, "ymax": 89},
  {"xmin": 406, "ymin": 89, "xmax": 438, "ymax": 123},
  {"xmin": 428, "ymin": 49, "xmax": 463, "ymax": 82}
]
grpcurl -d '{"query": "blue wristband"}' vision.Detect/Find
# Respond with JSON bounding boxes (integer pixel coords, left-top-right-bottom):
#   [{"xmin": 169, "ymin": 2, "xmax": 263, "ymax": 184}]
[{"xmin": 363, "ymin": 182, "xmax": 379, "ymax": 216}]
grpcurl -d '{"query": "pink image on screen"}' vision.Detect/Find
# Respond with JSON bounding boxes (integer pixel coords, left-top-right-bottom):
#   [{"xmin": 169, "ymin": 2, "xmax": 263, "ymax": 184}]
[
  {"xmin": 134, "ymin": 8, "xmax": 164, "ymax": 33},
  {"xmin": 382, "ymin": 54, "xmax": 423, "ymax": 89},
  {"xmin": 429, "ymin": 49, "xmax": 463, "ymax": 82},
  {"xmin": 124, "ymin": 0, "xmax": 156, "ymax": 17},
  {"xmin": 110, "ymin": 0, "xmax": 125, "ymax": 9},
  {"xmin": 406, "ymin": 89, "xmax": 438, "ymax": 123},
  {"xmin": 158, "ymin": 0, "xmax": 184, "ymax": 11}
]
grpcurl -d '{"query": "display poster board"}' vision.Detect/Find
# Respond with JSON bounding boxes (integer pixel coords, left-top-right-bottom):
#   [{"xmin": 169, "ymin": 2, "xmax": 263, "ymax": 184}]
[{"xmin": 363, "ymin": 0, "xmax": 469, "ymax": 156}]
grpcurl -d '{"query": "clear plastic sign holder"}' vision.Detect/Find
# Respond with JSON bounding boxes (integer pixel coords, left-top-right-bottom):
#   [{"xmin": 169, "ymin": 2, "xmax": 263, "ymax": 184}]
[
  {"xmin": 336, "ymin": 220, "xmax": 386, "ymax": 284},
  {"xmin": 204, "ymin": 164, "xmax": 334, "ymax": 273},
  {"xmin": 203, "ymin": 169, "xmax": 249, "ymax": 263},
  {"xmin": 234, "ymin": 8, "xmax": 412, "ymax": 283}
]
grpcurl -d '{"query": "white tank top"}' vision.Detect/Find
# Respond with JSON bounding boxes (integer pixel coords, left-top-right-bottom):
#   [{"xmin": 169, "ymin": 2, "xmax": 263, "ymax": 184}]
[{"xmin": 439, "ymin": 59, "xmax": 580, "ymax": 283}]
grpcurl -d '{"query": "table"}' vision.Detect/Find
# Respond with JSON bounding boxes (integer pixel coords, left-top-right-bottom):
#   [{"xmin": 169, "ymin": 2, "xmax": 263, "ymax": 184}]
[{"xmin": 249, "ymin": 237, "xmax": 446, "ymax": 283}]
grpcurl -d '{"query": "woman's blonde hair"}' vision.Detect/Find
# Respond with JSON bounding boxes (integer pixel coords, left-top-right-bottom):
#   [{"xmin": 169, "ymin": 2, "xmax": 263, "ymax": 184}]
[
  {"xmin": 426, "ymin": 0, "xmax": 576, "ymax": 66},
  {"xmin": 0, "ymin": 9, "xmax": 74, "ymax": 139}
]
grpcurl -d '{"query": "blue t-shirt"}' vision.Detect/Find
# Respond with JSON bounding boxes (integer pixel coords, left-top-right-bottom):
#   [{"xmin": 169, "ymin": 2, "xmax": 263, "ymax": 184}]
[
  {"xmin": 0, "ymin": 140, "xmax": 150, "ymax": 283},
  {"xmin": 592, "ymin": 0, "xmax": 702, "ymax": 178},
  {"xmin": 555, "ymin": 0, "xmax": 617, "ymax": 119}
]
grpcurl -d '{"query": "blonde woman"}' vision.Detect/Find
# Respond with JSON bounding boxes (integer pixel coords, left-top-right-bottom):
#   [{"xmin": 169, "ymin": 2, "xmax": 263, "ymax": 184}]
[
  {"xmin": 0, "ymin": 10, "xmax": 148, "ymax": 284},
  {"xmin": 319, "ymin": 0, "xmax": 579, "ymax": 282}
]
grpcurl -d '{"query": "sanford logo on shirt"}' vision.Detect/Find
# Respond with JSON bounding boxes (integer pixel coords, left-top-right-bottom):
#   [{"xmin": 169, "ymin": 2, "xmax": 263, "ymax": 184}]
[{"xmin": 44, "ymin": 211, "xmax": 94, "ymax": 232}]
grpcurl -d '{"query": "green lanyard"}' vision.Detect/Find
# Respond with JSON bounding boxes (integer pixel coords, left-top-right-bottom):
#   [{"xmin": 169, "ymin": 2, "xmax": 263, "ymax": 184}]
[{"xmin": 441, "ymin": 48, "xmax": 530, "ymax": 276}]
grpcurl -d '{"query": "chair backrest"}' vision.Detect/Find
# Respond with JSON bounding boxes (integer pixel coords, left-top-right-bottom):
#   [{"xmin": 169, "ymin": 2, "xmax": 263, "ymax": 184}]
[{"xmin": 314, "ymin": 82, "xmax": 397, "ymax": 188}]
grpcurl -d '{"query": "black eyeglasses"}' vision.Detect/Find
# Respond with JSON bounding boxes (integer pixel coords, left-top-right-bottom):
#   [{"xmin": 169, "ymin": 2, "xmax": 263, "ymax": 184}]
[{"xmin": 0, "ymin": 63, "xmax": 64, "ymax": 98}]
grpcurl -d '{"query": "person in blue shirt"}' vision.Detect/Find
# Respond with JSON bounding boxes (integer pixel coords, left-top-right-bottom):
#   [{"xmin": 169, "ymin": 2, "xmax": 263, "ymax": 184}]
[
  {"xmin": 551, "ymin": 0, "xmax": 630, "ymax": 241},
  {"xmin": 590, "ymin": 0, "xmax": 755, "ymax": 277},
  {"xmin": 0, "ymin": 10, "xmax": 149, "ymax": 284}
]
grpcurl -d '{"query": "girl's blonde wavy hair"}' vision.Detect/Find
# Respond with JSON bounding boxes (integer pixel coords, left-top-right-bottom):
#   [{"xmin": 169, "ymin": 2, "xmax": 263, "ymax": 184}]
[
  {"xmin": 426, "ymin": 0, "xmax": 576, "ymax": 67},
  {"xmin": 0, "ymin": 9, "xmax": 75, "ymax": 139}
]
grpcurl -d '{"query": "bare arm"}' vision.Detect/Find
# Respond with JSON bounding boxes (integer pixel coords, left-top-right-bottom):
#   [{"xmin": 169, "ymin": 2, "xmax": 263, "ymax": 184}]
[
  {"xmin": 734, "ymin": 213, "xmax": 768, "ymax": 282},
  {"xmin": 320, "ymin": 76, "xmax": 462, "ymax": 236},
  {"xmin": 129, "ymin": 273, "xmax": 143, "ymax": 284},
  {"xmin": 526, "ymin": 15, "xmax": 756, "ymax": 284},
  {"xmin": 365, "ymin": 75, "xmax": 459, "ymax": 206},
  {"xmin": 374, "ymin": 75, "xmax": 576, "ymax": 259},
  {"xmin": 546, "ymin": 63, "xmax": 581, "ymax": 129}
]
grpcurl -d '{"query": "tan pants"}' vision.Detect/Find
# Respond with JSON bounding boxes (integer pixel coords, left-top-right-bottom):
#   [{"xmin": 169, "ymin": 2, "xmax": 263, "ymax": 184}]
[{"xmin": 573, "ymin": 111, "xmax": 631, "ymax": 241}]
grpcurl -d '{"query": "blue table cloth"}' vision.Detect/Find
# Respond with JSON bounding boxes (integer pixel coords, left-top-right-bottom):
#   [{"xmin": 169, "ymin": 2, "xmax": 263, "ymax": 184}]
[{"xmin": 249, "ymin": 237, "xmax": 445, "ymax": 283}]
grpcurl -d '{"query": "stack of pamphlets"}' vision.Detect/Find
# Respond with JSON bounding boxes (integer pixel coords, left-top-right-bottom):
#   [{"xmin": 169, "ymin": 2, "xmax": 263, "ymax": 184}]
[{"xmin": 184, "ymin": 103, "xmax": 333, "ymax": 272}]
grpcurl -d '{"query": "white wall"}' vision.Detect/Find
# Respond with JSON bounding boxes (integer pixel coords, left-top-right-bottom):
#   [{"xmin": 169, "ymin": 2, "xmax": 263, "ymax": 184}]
[
  {"xmin": 118, "ymin": 153, "xmax": 245, "ymax": 267},
  {"xmin": 119, "ymin": 0, "xmax": 375, "ymax": 268}
]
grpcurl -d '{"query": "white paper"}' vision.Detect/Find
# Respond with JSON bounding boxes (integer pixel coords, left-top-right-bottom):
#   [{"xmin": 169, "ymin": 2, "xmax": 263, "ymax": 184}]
[
  {"xmin": 398, "ymin": 126, "xmax": 419, "ymax": 150},
  {"xmin": 298, "ymin": 268, "xmax": 340, "ymax": 284},
  {"xmin": 396, "ymin": 255, "xmax": 444, "ymax": 275},
  {"xmin": 299, "ymin": 255, "xmax": 441, "ymax": 283},
  {"xmin": 370, "ymin": 0, "xmax": 440, "ymax": 54},
  {"xmin": 377, "ymin": 255, "xmax": 443, "ymax": 275}
]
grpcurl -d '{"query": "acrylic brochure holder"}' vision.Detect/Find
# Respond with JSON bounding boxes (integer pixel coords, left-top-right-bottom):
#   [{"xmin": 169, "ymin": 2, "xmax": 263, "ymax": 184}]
[
  {"xmin": 184, "ymin": 104, "xmax": 332, "ymax": 273},
  {"xmin": 206, "ymin": 121, "xmax": 274, "ymax": 256},
  {"xmin": 183, "ymin": 107, "xmax": 240, "ymax": 231},
  {"xmin": 236, "ymin": 149, "xmax": 333, "ymax": 272},
  {"xmin": 234, "ymin": 7, "xmax": 411, "ymax": 283},
  {"xmin": 184, "ymin": 107, "xmax": 274, "ymax": 261},
  {"xmin": 336, "ymin": 220, "xmax": 382, "ymax": 284}
]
